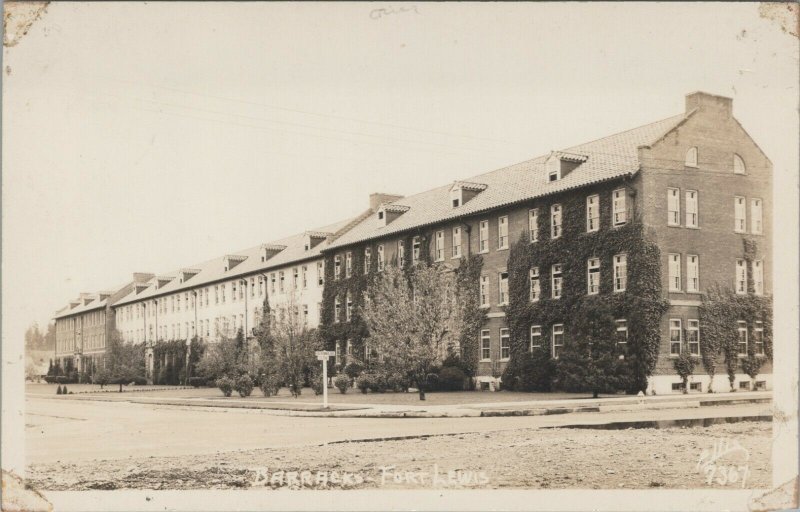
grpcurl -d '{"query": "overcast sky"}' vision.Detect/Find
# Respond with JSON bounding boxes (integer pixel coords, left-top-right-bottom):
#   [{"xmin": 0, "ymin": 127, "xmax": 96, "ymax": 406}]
[{"xmin": 3, "ymin": 2, "xmax": 798, "ymax": 341}]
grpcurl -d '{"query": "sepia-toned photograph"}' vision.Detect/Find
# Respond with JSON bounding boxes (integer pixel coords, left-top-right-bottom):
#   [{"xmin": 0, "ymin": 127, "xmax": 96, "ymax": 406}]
[{"xmin": 2, "ymin": 2, "xmax": 798, "ymax": 511}]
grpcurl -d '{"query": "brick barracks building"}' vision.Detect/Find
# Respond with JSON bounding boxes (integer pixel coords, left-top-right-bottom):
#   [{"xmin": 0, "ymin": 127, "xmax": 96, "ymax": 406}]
[
  {"xmin": 322, "ymin": 91, "xmax": 772, "ymax": 394},
  {"xmin": 54, "ymin": 91, "xmax": 771, "ymax": 393}
]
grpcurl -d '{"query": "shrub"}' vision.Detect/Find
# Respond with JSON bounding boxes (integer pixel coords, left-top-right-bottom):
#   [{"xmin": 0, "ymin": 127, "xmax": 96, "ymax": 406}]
[
  {"xmin": 673, "ymin": 348, "xmax": 696, "ymax": 394},
  {"xmin": 424, "ymin": 372, "xmax": 440, "ymax": 392},
  {"xmin": 235, "ymin": 374, "xmax": 254, "ymax": 398},
  {"xmin": 334, "ymin": 374, "xmax": 350, "ymax": 394},
  {"xmin": 44, "ymin": 376, "xmax": 56, "ymax": 384},
  {"xmin": 438, "ymin": 366, "xmax": 466, "ymax": 391},
  {"xmin": 131, "ymin": 377, "xmax": 148, "ymax": 386},
  {"xmin": 55, "ymin": 376, "xmax": 68, "ymax": 384},
  {"xmin": 260, "ymin": 373, "xmax": 281, "ymax": 397},
  {"xmin": 344, "ymin": 362, "xmax": 363, "ymax": 380},
  {"xmin": 503, "ymin": 349, "xmax": 555, "ymax": 392},
  {"xmin": 216, "ymin": 376, "xmax": 234, "ymax": 397},
  {"xmin": 356, "ymin": 374, "xmax": 372, "ymax": 394},
  {"xmin": 62, "ymin": 385, "xmax": 68, "ymax": 394},
  {"xmin": 56, "ymin": 385, "xmax": 62, "ymax": 395},
  {"xmin": 188, "ymin": 377, "xmax": 205, "ymax": 388}
]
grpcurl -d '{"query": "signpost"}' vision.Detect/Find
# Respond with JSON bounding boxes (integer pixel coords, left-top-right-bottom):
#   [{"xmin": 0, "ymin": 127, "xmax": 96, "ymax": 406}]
[{"xmin": 315, "ymin": 350, "xmax": 336, "ymax": 409}]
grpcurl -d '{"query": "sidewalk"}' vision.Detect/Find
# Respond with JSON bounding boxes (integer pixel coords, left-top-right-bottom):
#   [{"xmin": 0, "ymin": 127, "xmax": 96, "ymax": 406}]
[{"xmin": 29, "ymin": 389, "xmax": 771, "ymax": 418}]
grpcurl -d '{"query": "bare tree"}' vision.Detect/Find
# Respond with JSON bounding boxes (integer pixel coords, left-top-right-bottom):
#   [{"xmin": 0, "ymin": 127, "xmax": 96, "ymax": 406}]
[
  {"xmin": 361, "ymin": 262, "xmax": 460, "ymax": 400},
  {"xmin": 264, "ymin": 292, "xmax": 320, "ymax": 397}
]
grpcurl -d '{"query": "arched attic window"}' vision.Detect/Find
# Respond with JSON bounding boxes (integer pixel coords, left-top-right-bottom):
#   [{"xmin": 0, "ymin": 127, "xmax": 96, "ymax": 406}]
[
  {"xmin": 733, "ymin": 154, "xmax": 746, "ymax": 174},
  {"xmin": 685, "ymin": 147, "xmax": 698, "ymax": 168}
]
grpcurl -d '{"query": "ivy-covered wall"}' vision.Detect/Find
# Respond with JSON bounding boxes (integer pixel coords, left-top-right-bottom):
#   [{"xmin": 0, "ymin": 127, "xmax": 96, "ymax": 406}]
[{"xmin": 503, "ymin": 179, "xmax": 669, "ymax": 393}]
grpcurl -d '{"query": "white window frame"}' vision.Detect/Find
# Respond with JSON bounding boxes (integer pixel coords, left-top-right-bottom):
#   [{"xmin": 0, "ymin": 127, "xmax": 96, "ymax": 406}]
[
  {"xmin": 686, "ymin": 190, "xmax": 699, "ymax": 228},
  {"xmin": 529, "ymin": 209, "xmax": 538, "ymax": 243},
  {"xmin": 398, "ymin": 240, "xmax": 406, "ymax": 266},
  {"xmin": 687, "ymin": 319, "xmax": 700, "ymax": 356},
  {"xmin": 345, "ymin": 252, "xmax": 352, "ymax": 278},
  {"xmin": 733, "ymin": 154, "xmax": 746, "ymax": 174},
  {"xmin": 479, "ymin": 220, "xmax": 489, "ymax": 253},
  {"xmin": 667, "ymin": 187, "xmax": 680, "ymax": 226},
  {"xmin": 586, "ymin": 195, "xmax": 600, "ymax": 232},
  {"xmin": 551, "ymin": 264, "xmax": 563, "ymax": 299},
  {"xmin": 751, "ymin": 198, "xmax": 762, "ymax": 235},
  {"xmin": 668, "ymin": 254, "xmax": 682, "ymax": 292},
  {"xmin": 612, "ymin": 189, "xmax": 627, "ymax": 226},
  {"xmin": 377, "ymin": 245, "xmax": 385, "ymax": 271},
  {"xmin": 452, "ymin": 226, "xmax": 462, "ymax": 258},
  {"xmin": 734, "ymin": 196, "xmax": 746, "ymax": 233},
  {"xmin": 587, "ymin": 258, "xmax": 600, "ymax": 295},
  {"xmin": 334, "ymin": 256, "xmax": 341, "ymax": 280},
  {"xmin": 735, "ymin": 259, "xmax": 747, "ymax": 295},
  {"xmin": 550, "ymin": 204, "xmax": 562, "ymax": 239},
  {"xmin": 687, "ymin": 255, "xmax": 699, "ymax": 293},
  {"xmin": 498, "ymin": 271, "xmax": 509, "ymax": 305},
  {"xmin": 529, "ymin": 267, "xmax": 540, "ymax": 302},
  {"xmin": 412, "ymin": 237, "xmax": 420, "ymax": 264},
  {"xmin": 753, "ymin": 260, "xmax": 764, "ymax": 295},
  {"xmin": 435, "ymin": 231, "xmax": 445, "ymax": 262},
  {"xmin": 737, "ymin": 321, "xmax": 748, "ymax": 355},
  {"xmin": 552, "ymin": 324, "xmax": 564, "ymax": 358},
  {"xmin": 685, "ymin": 147, "xmax": 698, "ymax": 168},
  {"xmin": 334, "ymin": 298, "xmax": 341, "ymax": 323},
  {"xmin": 479, "ymin": 276, "xmax": 489, "ymax": 307},
  {"xmin": 613, "ymin": 253, "xmax": 627, "ymax": 292},
  {"xmin": 754, "ymin": 321, "xmax": 764, "ymax": 355},
  {"xmin": 615, "ymin": 319, "xmax": 628, "ymax": 346},
  {"xmin": 364, "ymin": 247, "xmax": 371, "ymax": 274},
  {"xmin": 669, "ymin": 319, "xmax": 682, "ymax": 356},
  {"xmin": 498, "ymin": 216, "xmax": 509, "ymax": 249},
  {"xmin": 500, "ymin": 328, "xmax": 510, "ymax": 360},
  {"xmin": 480, "ymin": 330, "xmax": 491, "ymax": 361},
  {"xmin": 317, "ymin": 261, "xmax": 324, "ymax": 286},
  {"xmin": 530, "ymin": 325, "xmax": 542, "ymax": 351}
]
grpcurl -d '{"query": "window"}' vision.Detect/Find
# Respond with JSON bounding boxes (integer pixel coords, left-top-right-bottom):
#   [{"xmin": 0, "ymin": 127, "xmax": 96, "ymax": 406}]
[
  {"xmin": 686, "ymin": 190, "xmax": 698, "ymax": 228},
  {"xmin": 550, "ymin": 205, "xmax": 562, "ymax": 239},
  {"xmin": 293, "ymin": 268, "xmax": 299, "ymax": 289},
  {"xmin": 549, "ymin": 263, "xmax": 563, "ymax": 299},
  {"xmin": 530, "ymin": 325, "xmax": 542, "ymax": 350},
  {"xmin": 735, "ymin": 259, "xmax": 747, "ymax": 294},
  {"xmin": 667, "ymin": 188, "xmax": 680, "ymax": 226},
  {"xmin": 613, "ymin": 254, "xmax": 627, "ymax": 292},
  {"xmin": 733, "ymin": 154, "xmax": 746, "ymax": 174},
  {"xmin": 317, "ymin": 261, "xmax": 324, "ymax": 286},
  {"xmin": 346, "ymin": 294, "xmax": 353, "ymax": 321},
  {"xmin": 498, "ymin": 271, "xmax": 509, "ymax": 305},
  {"xmin": 552, "ymin": 324, "xmax": 564, "ymax": 358},
  {"xmin": 754, "ymin": 321, "xmax": 764, "ymax": 355},
  {"xmin": 669, "ymin": 319, "xmax": 682, "ymax": 355},
  {"xmin": 687, "ymin": 255, "xmax": 699, "ymax": 293},
  {"xmin": 525, "ymin": 208, "xmax": 539, "ymax": 244},
  {"xmin": 279, "ymin": 271, "xmax": 285, "ymax": 292},
  {"xmin": 334, "ymin": 256, "xmax": 341, "ymax": 280},
  {"xmin": 480, "ymin": 276, "xmax": 489, "ymax": 307},
  {"xmin": 435, "ymin": 231, "xmax": 445, "ymax": 261},
  {"xmin": 548, "ymin": 169, "xmax": 558, "ymax": 182},
  {"xmin": 498, "ymin": 216, "xmax": 509, "ymax": 249},
  {"xmin": 364, "ymin": 248, "xmax": 371, "ymax": 274},
  {"xmin": 377, "ymin": 245, "xmax": 385, "ymax": 271},
  {"xmin": 687, "ymin": 319, "xmax": 700, "ymax": 355},
  {"xmin": 452, "ymin": 227, "xmax": 462, "ymax": 258},
  {"xmin": 734, "ymin": 196, "xmax": 746, "ymax": 233},
  {"xmin": 398, "ymin": 240, "xmax": 406, "ymax": 266},
  {"xmin": 612, "ymin": 189, "xmax": 627, "ymax": 226},
  {"xmin": 586, "ymin": 195, "xmax": 600, "ymax": 232},
  {"xmin": 751, "ymin": 198, "xmax": 762, "ymax": 234},
  {"xmin": 480, "ymin": 330, "xmax": 491, "ymax": 360},
  {"xmin": 587, "ymin": 258, "xmax": 600, "ymax": 295},
  {"xmin": 739, "ymin": 381, "xmax": 751, "ymax": 391},
  {"xmin": 479, "ymin": 220, "xmax": 489, "ymax": 253},
  {"xmin": 668, "ymin": 254, "xmax": 682, "ymax": 291},
  {"xmin": 334, "ymin": 298, "xmax": 341, "ymax": 323},
  {"xmin": 345, "ymin": 252, "xmax": 352, "ymax": 278},
  {"xmin": 615, "ymin": 319, "xmax": 628, "ymax": 346},
  {"xmin": 529, "ymin": 267, "xmax": 540, "ymax": 302},
  {"xmin": 412, "ymin": 237, "xmax": 420, "ymax": 264},
  {"xmin": 685, "ymin": 147, "xmax": 698, "ymax": 167},
  {"xmin": 500, "ymin": 328, "xmax": 510, "ymax": 360},
  {"xmin": 753, "ymin": 260, "xmax": 764, "ymax": 295},
  {"xmin": 302, "ymin": 266, "xmax": 308, "ymax": 289},
  {"xmin": 737, "ymin": 321, "xmax": 748, "ymax": 355},
  {"xmin": 270, "ymin": 273, "xmax": 276, "ymax": 293}
]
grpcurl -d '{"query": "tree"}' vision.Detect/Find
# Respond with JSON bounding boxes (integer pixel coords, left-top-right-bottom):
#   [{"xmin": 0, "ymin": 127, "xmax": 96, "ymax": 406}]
[
  {"xmin": 196, "ymin": 335, "xmax": 239, "ymax": 381},
  {"xmin": 105, "ymin": 331, "xmax": 145, "ymax": 392},
  {"xmin": 555, "ymin": 310, "xmax": 622, "ymax": 398},
  {"xmin": 265, "ymin": 293, "xmax": 320, "ymax": 397},
  {"xmin": 361, "ymin": 262, "xmax": 461, "ymax": 400},
  {"xmin": 673, "ymin": 345, "xmax": 696, "ymax": 394},
  {"xmin": 741, "ymin": 352, "xmax": 764, "ymax": 390}
]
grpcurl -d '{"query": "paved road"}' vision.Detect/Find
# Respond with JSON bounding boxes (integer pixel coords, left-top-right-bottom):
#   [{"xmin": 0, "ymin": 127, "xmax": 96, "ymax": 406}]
[{"xmin": 25, "ymin": 396, "xmax": 770, "ymax": 465}]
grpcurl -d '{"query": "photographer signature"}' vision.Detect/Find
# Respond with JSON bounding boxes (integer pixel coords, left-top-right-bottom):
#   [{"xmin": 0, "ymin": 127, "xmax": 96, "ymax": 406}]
[
  {"xmin": 695, "ymin": 438, "xmax": 751, "ymax": 488},
  {"xmin": 370, "ymin": 5, "xmax": 420, "ymax": 20}
]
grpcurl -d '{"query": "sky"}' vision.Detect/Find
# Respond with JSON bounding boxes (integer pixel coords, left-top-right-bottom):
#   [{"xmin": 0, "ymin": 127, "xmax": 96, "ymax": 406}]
[{"xmin": 3, "ymin": 2, "xmax": 798, "ymax": 343}]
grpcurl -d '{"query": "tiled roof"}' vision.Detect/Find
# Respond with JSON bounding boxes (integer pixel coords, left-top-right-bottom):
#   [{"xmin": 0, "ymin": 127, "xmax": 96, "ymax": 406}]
[
  {"xmin": 326, "ymin": 112, "xmax": 690, "ymax": 250},
  {"xmin": 111, "ymin": 215, "xmax": 358, "ymax": 307}
]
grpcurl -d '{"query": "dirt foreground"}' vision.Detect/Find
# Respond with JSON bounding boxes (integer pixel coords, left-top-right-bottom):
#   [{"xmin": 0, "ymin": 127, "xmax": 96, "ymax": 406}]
[{"xmin": 27, "ymin": 421, "xmax": 769, "ymax": 491}]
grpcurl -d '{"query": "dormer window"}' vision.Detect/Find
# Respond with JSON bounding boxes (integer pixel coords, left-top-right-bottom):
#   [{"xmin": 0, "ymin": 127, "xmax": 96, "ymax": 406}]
[
  {"xmin": 378, "ymin": 211, "xmax": 384, "ymax": 220},
  {"xmin": 224, "ymin": 255, "xmax": 247, "ymax": 272},
  {"xmin": 449, "ymin": 181, "xmax": 487, "ymax": 208},
  {"xmin": 452, "ymin": 198, "xmax": 460, "ymax": 208},
  {"xmin": 685, "ymin": 147, "xmax": 698, "ymax": 168},
  {"xmin": 548, "ymin": 170, "xmax": 559, "ymax": 182},
  {"xmin": 546, "ymin": 151, "xmax": 587, "ymax": 182},
  {"xmin": 733, "ymin": 154, "xmax": 746, "ymax": 174},
  {"xmin": 376, "ymin": 204, "xmax": 410, "ymax": 227}
]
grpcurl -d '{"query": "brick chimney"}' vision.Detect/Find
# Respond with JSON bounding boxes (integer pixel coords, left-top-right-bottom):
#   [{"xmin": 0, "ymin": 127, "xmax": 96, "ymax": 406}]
[
  {"xmin": 369, "ymin": 192, "xmax": 404, "ymax": 211},
  {"xmin": 686, "ymin": 91, "xmax": 732, "ymax": 118}
]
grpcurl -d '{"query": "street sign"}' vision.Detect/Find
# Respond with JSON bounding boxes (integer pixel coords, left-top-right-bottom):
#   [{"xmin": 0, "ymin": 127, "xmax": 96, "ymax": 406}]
[
  {"xmin": 315, "ymin": 350, "xmax": 336, "ymax": 357},
  {"xmin": 315, "ymin": 351, "xmax": 335, "ymax": 409}
]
